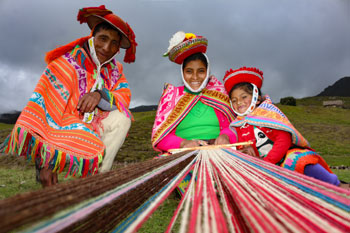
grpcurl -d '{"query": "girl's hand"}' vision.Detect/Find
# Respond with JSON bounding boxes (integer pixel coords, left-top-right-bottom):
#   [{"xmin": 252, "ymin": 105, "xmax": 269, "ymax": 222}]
[
  {"xmin": 180, "ymin": 139, "xmax": 208, "ymax": 148},
  {"xmin": 238, "ymin": 145, "xmax": 258, "ymax": 157},
  {"xmin": 214, "ymin": 134, "xmax": 230, "ymax": 145}
]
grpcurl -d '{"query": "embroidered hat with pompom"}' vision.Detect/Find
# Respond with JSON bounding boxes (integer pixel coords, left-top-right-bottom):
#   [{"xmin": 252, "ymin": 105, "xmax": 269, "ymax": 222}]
[
  {"xmin": 223, "ymin": 67, "xmax": 264, "ymax": 94},
  {"xmin": 163, "ymin": 31, "xmax": 208, "ymax": 64}
]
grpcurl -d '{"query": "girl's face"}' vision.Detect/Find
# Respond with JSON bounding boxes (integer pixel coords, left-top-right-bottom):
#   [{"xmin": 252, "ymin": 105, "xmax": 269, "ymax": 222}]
[
  {"xmin": 183, "ymin": 59, "xmax": 207, "ymax": 91},
  {"xmin": 230, "ymin": 87, "xmax": 253, "ymax": 114}
]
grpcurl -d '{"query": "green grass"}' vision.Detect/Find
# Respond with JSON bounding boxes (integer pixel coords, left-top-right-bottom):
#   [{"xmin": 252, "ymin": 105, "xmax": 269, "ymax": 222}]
[
  {"xmin": 116, "ymin": 111, "xmax": 157, "ymax": 162},
  {"xmin": 0, "ymin": 100, "xmax": 349, "ymax": 231},
  {"xmin": 0, "ymin": 165, "xmax": 41, "ymax": 199},
  {"xmin": 334, "ymin": 169, "xmax": 350, "ymax": 182},
  {"xmin": 0, "ymin": 123, "xmax": 14, "ymax": 130},
  {"xmin": 277, "ymin": 104, "xmax": 350, "ymax": 164},
  {"xmin": 0, "ymin": 155, "xmax": 74, "ymax": 199},
  {"xmin": 296, "ymin": 96, "xmax": 350, "ymax": 108},
  {"xmin": 138, "ymin": 195, "xmax": 180, "ymax": 233}
]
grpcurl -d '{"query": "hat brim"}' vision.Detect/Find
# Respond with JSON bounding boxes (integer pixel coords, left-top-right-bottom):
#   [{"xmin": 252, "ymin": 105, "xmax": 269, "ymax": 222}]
[
  {"xmin": 168, "ymin": 37, "xmax": 208, "ymax": 64},
  {"xmin": 87, "ymin": 15, "xmax": 131, "ymax": 49},
  {"xmin": 224, "ymin": 74, "xmax": 263, "ymax": 94}
]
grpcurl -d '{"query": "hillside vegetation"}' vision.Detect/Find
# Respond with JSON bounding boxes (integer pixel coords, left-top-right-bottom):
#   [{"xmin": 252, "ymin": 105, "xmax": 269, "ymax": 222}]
[{"xmin": 297, "ymin": 96, "xmax": 350, "ymax": 108}]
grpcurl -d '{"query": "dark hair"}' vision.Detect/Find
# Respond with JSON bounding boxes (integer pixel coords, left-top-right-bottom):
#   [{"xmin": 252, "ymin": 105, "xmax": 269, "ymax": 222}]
[
  {"xmin": 93, "ymin": 22, "xmax": 122, "ymax": 38},
  {"xmin": 182, "ymin": 52, "xmax": 208, "ymax": 70},
  {"xmin": 229, "ymin": 82, "xmax": 262, "ymax": 100}
]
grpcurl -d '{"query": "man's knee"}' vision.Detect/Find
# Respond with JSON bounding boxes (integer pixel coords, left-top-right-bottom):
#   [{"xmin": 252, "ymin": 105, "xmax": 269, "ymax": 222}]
[{"xmin": 102, "ymin": 110, "xmax": 131, "ymax": 133}]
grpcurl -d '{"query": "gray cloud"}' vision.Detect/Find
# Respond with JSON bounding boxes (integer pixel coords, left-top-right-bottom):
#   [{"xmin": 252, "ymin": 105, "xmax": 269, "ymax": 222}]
[{"xmin": 0, "ymin": 0, "xmax": 349, "ymax": 113}]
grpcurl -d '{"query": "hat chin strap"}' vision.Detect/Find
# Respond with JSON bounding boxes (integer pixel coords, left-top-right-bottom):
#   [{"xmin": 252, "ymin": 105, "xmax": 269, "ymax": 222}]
[
  {"xmin": 181, "ymin": 53, "xmax": 210, "ymax": 93},
  {"xmin": 231, "ymin": 83, "xmax": 259, "ymax": 117},
  {"xmin": 82, "ymin": 37, "xmax": 119, "ymax": 123}
]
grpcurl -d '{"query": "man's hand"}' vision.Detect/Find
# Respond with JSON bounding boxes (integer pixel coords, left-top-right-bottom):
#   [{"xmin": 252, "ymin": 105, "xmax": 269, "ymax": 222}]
[
  {"xmin": 214, "ymin": 134, "xmax": 230, "ymax": 145},
  {"xmin": 77, "ymin": 92, "xmax": 101, "ymax": 113},
  {"xmin": 180, "ymin": 139, "xmax": 208, "ymax": 148}
]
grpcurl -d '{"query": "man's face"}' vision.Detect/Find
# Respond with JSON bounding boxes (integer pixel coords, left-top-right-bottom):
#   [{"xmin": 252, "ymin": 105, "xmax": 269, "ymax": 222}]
[{"xmin": 94, "ymin": 28, "xmax": 121, "ymax": 64}]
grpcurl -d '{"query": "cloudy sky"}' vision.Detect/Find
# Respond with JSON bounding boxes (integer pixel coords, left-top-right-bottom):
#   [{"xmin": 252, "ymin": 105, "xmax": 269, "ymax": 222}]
[{"xmin": 0, "ymin": 0, "xmax": 349, "ymax": 113}]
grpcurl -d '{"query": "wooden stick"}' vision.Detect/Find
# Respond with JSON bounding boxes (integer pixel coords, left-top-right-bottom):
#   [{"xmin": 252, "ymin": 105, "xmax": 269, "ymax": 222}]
[{"xmin": 168, "ymin": 141, "xmax": 253, "ymax": 154}]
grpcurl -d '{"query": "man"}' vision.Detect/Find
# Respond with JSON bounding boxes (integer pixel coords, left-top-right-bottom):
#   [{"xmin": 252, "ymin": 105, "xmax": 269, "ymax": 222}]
[{"xmin": 1, "ymin": 5, "xmax": 137, "ymax": 187}]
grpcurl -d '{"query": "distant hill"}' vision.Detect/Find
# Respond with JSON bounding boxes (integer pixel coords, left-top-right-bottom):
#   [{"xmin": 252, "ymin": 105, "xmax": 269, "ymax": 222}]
[
  {"xmin": 317, "ymin": 76, "xmax": 350, "ymax": 97},
  {"xmin": 130, "ymin": 105, "xmax": 158, "ymax": 112},
  {"xmin": 0, "ymin": 105, "xmax": 159, "ymax": 124},
  {"xmin": 0, "ymin": 111, "xmax": 21, "ymax": 124}
]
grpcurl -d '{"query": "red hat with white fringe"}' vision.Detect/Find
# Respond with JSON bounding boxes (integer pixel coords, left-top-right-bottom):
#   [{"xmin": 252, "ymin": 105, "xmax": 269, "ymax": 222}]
[
  {"xmin": 163, "ymin": 31, "xmax": 208, "ymax": 64},
  {"xmin": 223, "ymin": 67, "xmax": 264, "ymax": 94}
]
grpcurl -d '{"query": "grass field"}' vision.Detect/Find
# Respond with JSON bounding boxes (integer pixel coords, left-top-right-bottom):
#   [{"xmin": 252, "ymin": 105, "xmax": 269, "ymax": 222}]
[{"xmin": 0, "ymin": 100, "xmax": 349, "ymax": 231}]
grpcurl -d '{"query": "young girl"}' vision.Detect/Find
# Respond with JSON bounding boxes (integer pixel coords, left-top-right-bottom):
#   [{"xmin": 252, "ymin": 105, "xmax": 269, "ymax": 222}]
[{"xmin": 223, "ymin": 67, "xmax": 340, "ymax": 186}]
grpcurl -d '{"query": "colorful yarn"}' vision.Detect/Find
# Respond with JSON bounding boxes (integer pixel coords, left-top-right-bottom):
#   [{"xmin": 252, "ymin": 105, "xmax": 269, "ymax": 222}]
[
  {"xmin": 0, "ymin": 149, "xmax": 348, "ymax": 232},
  {"xmin": 120, "ymin": 149, "xmax": 349, "ymax": 232},
  {"xmin": 23, "ymin": 152, "xmax": 196, "ymax": 233}
]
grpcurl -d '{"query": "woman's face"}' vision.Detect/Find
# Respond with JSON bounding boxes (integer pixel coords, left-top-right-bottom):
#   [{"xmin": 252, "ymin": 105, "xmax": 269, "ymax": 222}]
[
  {"xmin": 183, "ymin": 59, "xmax": 207, "ymax": 91},
  {"xmin": 230, "ymin": 87, "xmax": 253, "ymax": 114}
]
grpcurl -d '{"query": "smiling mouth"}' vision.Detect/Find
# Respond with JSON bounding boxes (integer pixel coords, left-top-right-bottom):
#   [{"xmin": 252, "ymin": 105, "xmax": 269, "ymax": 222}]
[
  {"xmin": 238, "ymin": 106, "xmax": 247, "ymax": 112},
  {"xmin": 97, "ymin": 51, "xmax": 108, "ymax": 58},
  {"xmin": 190, "ymin": 82, "xmax": 202, "ymax": 86}
]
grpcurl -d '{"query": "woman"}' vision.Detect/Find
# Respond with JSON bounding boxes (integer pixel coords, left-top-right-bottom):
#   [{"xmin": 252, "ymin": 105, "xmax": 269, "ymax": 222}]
[{"xmin": 151, "ymin": 31, "xmax": 236, "ymax": 154}]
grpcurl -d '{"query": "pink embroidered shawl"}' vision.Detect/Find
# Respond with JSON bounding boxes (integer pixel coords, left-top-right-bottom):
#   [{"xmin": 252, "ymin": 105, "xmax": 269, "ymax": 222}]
[{"xmin": 151, "ymin": 76, "xmax": 234, "ymax": 149}]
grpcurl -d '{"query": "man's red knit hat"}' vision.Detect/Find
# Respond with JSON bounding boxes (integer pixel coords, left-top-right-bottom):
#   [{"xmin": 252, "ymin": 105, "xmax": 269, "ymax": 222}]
[
  {"xmin": 77, "ymin": 5, "xmax": 137, "ymax": 63},
  {"xmin": 45, "ymin": 5, "xmax": 137, "ymax": 64},
  {"xmin": 223, "ymin": 67, "xmax": 264, "ymax": 94}
]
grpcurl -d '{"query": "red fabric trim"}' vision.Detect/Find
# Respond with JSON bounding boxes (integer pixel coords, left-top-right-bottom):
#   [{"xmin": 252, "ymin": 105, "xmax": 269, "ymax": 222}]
[{"xmin": 45, "ymin": 36, "xmax": 90, "ymax": 64}]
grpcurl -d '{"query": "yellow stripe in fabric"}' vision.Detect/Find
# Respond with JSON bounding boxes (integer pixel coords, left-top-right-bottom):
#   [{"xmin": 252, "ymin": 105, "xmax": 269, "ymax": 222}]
[
  {"xmin": 53, "ymin": 58, "xmax": 75, "ymax": 84},
  {"xmin": 152, "ymin": 93, "xmax": 197, "ymax": 145},
  {"xmin": 53, "ymin": 151, "xmax": 61, "ymax": 172},
  {"xmin": 31, "ymin": 139, "xmax": 39, "ymax": 162}
]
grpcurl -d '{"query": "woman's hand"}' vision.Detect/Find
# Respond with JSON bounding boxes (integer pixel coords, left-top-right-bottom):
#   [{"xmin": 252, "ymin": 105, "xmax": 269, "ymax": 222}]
[
  {"xmin": 180, "ymin": 139, "xmax": 208, "ymax": 148},
  {"xmin": 214, "ymin": 134, "xmax": 230, "ymax": 145},
  {"xmin": 77, "ymin": 92, "xmax": 102, "ymax": 113}
]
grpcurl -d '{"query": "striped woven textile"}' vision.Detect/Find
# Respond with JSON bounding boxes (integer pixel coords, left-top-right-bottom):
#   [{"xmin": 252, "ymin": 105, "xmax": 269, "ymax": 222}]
[
  {"xmin": 230, "ymin": 95, "xmax": 309, "ymax": 148},
  {"xmin": 0, "ymin": 149, "xmax": 348, "ymax": 232}
]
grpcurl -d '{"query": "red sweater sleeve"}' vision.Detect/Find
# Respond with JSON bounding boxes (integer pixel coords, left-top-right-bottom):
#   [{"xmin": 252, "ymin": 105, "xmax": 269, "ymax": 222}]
[{"xmin": 263, "ymin": 129, "xmax": 292, "ymax": 164}]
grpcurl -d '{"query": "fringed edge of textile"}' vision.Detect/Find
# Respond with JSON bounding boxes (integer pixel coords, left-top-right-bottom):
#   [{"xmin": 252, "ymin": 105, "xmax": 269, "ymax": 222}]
[{"xmin": 1, "ymin": 126, "xmax": 102, "ymax": 178}]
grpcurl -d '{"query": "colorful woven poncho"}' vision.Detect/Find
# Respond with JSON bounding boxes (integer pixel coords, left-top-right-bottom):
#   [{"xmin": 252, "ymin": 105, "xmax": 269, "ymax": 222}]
[
  {"xmin": 1, "ymin": 45, "xmax": 132, "ymax": 177},
  {"xmin": 230, "ymin": 96, "xmax": 332, "ymax": 174}
]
